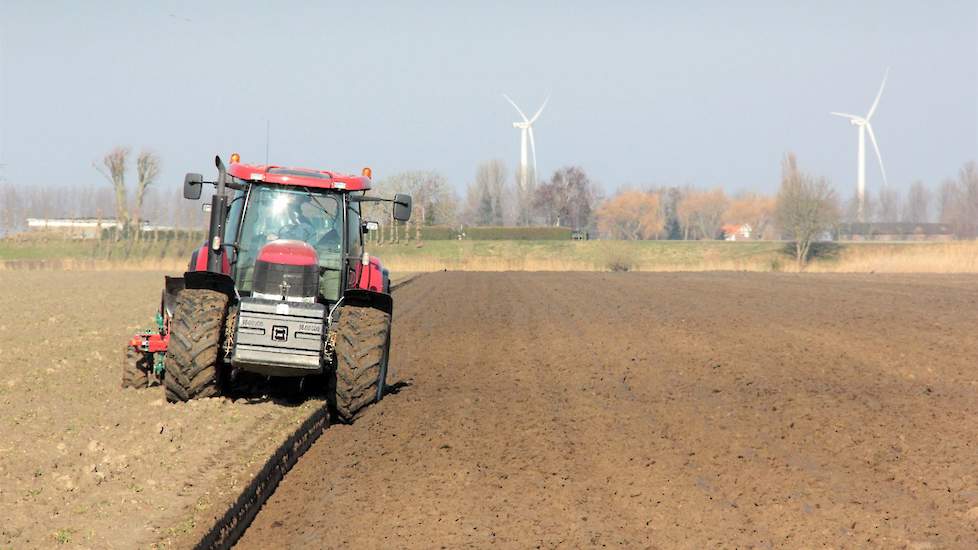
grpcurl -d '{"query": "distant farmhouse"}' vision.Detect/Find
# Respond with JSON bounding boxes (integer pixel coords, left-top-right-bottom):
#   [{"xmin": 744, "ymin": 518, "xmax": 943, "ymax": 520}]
[
  {"xmin": 26, "ymin": 218, "xmax": 170, "ymax": 239},
  {"xmin": 721, "ymin": 223, "xmax": 752, "ymax": 241},
  {"xmin": 836, "ymin": 222, "xmax": 955, "ymax": 242}
]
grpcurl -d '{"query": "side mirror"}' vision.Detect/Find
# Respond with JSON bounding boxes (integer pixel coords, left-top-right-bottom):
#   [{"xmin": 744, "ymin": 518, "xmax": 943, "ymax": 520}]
[
  {"xmin": 393, "ymin": 193, "xmax": 412, "ymax": 222},
  {"xmin": 184, "ymin": 173, "xmax": 203, "ymax": 200},
  {"xmin": 362, "ymin": 220, "xmax": 380, "ymax": 233}
]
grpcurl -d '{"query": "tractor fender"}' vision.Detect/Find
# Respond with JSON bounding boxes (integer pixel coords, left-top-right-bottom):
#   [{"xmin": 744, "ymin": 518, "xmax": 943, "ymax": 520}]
[
  {"xmin": 183, "ymin": 270, "xmax": 236, "ymax": 300},
  {"xmin": 352, "ymin": 256, "xmax": 387, "ymax": 293},
  {"xmin": 342, "ymin": 288, "xmax": 392, "ymax": 316},
  {"xmin": 161, "ymin": 276, "xmax": 186, "ymax": 318},
  {"xmin": 188, "ymin": 244, "xmax": 232, "ymax": 274}
]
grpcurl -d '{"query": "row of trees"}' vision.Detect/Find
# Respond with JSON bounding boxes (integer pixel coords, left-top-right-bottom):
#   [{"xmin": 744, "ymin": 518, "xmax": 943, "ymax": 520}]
[
  {"xmin": 843, "ymin": 171, "xmax": 977, "ymax": 228},
  {"xmin": 458, "ymin": 161, "xmax": 597, "ymax": 229},
  {"xmin": 596, "ymin": 187, "xmax": 778, "ymax": 241},
  {"xmin": 1, "ymin": 147, "xmax": 976, "ymax": 249},
  {"xmin": 0, "ymin": 178, "xmax": 204, "ymax": 237},
  {"xmin": 374, "ymin": 158, "xmax": 978, "ymax": 243},
  {"xmin": 595, "ymin": 162, "xmax": 978, "ymax": 242},
  {"xmin": 0, "ymin": 146, "xmax": 206, "ymax": 238},
  {"xmin": 358, "ymin": 161, "xmax": 600, "ymax": 241}
]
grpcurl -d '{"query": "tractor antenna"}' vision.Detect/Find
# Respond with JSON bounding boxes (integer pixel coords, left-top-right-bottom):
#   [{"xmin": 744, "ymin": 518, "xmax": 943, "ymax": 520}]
[{"xmin": 265, "ymin": 120, "xmax": 270, "ymax": 165}]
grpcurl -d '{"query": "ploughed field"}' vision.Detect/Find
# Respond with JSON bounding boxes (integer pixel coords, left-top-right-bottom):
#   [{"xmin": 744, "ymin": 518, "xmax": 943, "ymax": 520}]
[
  {"xmin": 0, "ymin": 271, "xmax": 329, "ymax": 549},
  {"xmin": 238, "ymin": 272, "xmax": 978, "ymax": 549}
]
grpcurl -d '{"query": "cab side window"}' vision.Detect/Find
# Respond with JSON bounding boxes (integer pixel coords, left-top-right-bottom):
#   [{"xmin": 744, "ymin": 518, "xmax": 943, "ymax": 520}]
[
  {"xmin": 224, "ymin": 189, "xmax": 246, "ymax": 245},
  {"xmin": 347, "ymin": 204, "xmax": 362, "ymax": 258}
]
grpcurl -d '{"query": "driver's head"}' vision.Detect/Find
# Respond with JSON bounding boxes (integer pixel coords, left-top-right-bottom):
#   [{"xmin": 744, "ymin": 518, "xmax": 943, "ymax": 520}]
[{"xmin": 288, "ymin": 194, "xmax": 313, "ymax": 225}]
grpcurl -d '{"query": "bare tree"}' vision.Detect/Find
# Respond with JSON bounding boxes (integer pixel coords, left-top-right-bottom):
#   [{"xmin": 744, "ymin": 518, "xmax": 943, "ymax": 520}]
[
  {"xmin": 0, "ymin": 183, "xmax": 22, "ymax": 234},
  {"xmin": 677, "ymin": 188, "xmax": 728, "ymax": 239},
  {"xmin": 373, "ymin": 170, "xmax": 456, "ymax": 241},
  {"xmin": 464, "ymin": 160, "xmax": 508, "ymax": 225},
  {"xmin": 657, "ymin": 186, "xmax": 684, "ymax": 239},
  {"xmin": 955, "ymin": 161, "xmax": 978, "ymax": 237},
  {"xmin": 462, "ymin": 180, "xmax": 484, "ymax": 226},
  {"xmin": 94, "ymin": 146, "xmax": 130, "ymax": 239},
  {"xmin": 532, "ymin": 166, "xmax": 597, "ymax": 229},
  {"xmin": 377, "ymin": 170, "xmax": 449, "ymax": 223},
  {"xmin": 902, "ymin": 180, "xmax": 931, "ymax": 223},
  {"xmin": 937, "ymin": 178, "xmax": 959, "ymax": 224},
  {"xmin": 936, "ymin": 164, "xmax": 978, "ymax": 237},
  {"xmin": 596, "ymin": 190, "xmax": 664, "ymax": 239},
  {"xmin": 775, "ymin": 153, "xmax": 839, "ymax": 268},
  {"xmin": 876, "ymin": 186, "xmax": 901, "ymax": 222},
  {"xmin": 674, "ymin": 188, "xmax": 694, "ymax": 239},
  {"xmin": 133, "ymin": 150, "xmax": 161, "ymax": 240}
]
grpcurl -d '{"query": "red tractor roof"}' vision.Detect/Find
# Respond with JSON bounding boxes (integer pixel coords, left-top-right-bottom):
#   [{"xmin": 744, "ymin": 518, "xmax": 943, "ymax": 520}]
[{"xmin": 227, "ymin": 162, "xmax": 371, "ymax": 191}]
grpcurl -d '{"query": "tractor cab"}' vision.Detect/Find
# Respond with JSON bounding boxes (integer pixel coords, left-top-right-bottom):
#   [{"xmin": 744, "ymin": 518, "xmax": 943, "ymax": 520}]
[
  {"xmin": 228, "ymin": 183, "xmax": 347, "ymax": 302},
  {"xmin": 184, "ymin": 160, "xmax": 410, "ymax": 302}
]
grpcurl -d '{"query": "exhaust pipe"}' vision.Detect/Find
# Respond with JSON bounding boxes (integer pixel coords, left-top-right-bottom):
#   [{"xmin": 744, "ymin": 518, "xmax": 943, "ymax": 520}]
[{"xmin": 207, "ymin": 156, "xmax": 228, "ymax": 274}]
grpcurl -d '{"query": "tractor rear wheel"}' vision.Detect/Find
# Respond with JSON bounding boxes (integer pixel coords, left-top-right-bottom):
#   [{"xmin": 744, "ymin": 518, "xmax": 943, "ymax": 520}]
[
  {"xmin": 329, "ymin": 305, "xmax": 391, "ymax": 423},
  {"xmin": 163, "ymin": 289, "xmax": 229, "ymax": 403},
  {"xmin": 122, "ymin": 347, "xmax": 152, "ymax": 389}
]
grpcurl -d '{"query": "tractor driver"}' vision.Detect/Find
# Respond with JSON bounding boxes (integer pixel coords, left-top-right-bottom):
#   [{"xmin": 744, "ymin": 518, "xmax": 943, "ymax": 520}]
[
  {"xmin": 276, "ymin": 194, "xmax": 340, "ymax": 253},
  {"xmin": 276, "ymin": 207, "xmax": 314, "ymax": 242},
  {"xmin": 315, "ymin": 216, "xmax": 341, "ymax": 252}
]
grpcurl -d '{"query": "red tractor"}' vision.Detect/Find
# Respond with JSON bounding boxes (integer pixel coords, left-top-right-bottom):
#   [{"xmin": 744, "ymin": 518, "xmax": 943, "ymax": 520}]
[{"xmin": 124, "ymin": 155, "xmax": 411, "ymax": 422}]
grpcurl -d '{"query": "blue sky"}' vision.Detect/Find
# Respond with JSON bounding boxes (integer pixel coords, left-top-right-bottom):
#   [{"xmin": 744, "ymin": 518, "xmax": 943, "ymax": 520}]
[{"xmin": 0, "ymin": 1, "xmax": 975, "ymax": 198}]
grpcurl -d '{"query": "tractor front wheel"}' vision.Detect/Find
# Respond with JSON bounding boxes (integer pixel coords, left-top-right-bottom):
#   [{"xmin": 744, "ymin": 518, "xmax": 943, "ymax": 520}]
[
  {"xmin": 329, "ymin": 305, "xmax": 391, "ymax": 423},
  {"xmin": 163, "ymin": 289, "xmax": 229, "ymax": 403}
]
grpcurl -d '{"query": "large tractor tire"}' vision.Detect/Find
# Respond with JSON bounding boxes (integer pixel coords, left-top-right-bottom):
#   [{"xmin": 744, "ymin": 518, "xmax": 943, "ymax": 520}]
[
  {"xmin": 330, "ymin": 304, "xmax": 391, "ymax": 423},
  {"xmin": 122, "ymin": 347, "xmax": 152, "ymax": 389},
  {"xmin": 163, "ymin": 289, "xmax": 229, "ymax": 403}
]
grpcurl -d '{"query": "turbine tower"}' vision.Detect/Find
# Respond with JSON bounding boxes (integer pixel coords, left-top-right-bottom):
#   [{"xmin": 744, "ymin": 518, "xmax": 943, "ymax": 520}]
[
  {"xmin": 831, "ymin": 68, "xmax": 889, "ymax": 222},
  {"xmin": 503, "ymin": 94, "xmax": 549, "ymax": 192}
]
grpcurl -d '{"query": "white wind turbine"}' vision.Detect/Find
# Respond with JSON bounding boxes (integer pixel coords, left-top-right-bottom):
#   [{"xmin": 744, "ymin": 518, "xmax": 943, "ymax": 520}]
[
  {"xmin": 503, "ymin": 94, "xmax": 549, "ymax": 191},
  {"xmin": 831, "ymin": 68, "xmax": 889, "ymax": 223}
]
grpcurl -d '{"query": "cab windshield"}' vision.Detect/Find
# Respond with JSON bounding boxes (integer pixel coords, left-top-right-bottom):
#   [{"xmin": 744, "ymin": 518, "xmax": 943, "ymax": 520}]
[{"xmin": 233, "ymin": 185, "xmax": 344, "ymax": 300}]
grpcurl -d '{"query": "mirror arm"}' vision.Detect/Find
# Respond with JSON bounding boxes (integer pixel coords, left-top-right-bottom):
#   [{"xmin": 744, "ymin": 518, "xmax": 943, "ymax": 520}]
[
  {"xmin": 349, "ymin": 195, "xmax": 411, "ymax": 206},
  {"xmin": 349, "ymin": 196, "xmax": 390, "ymax": 203},
  {"xmin": 198, "ymin": 180, "xmax": 245, "ymax": 191}
]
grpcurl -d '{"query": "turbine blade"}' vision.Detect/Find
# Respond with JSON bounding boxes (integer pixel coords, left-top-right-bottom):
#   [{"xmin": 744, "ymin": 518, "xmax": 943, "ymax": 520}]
[
  {"xmin": 528, "ymin": 127, "xmax": 538, "ymax": 183},
  {"xmin": 865, "ymin": 123, "xmax": 887, "ymax": 188},
  {"xmin": 528, "ymin": 95, "xmax": 550, "ymax": 124},
  {"xmin": 502, "ymin": 94, "xmax": 529, "ymax": 122},
  {"xmin": 866, "ymin": 67, "xmax": 889, "ymax": 120},
  {"xmin": 830, "ymin": 112, "xmax": 861, "ymax": 120}
]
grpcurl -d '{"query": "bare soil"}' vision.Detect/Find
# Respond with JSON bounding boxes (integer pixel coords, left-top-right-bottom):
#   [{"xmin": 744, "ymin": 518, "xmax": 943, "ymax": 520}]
[
  {"xmin": 0, "ymin": 271, "xmax": 325, "ymax": 549},
  {"xmin": 238, "ymin": 272, "xmax": 978, "ymax": 549}
]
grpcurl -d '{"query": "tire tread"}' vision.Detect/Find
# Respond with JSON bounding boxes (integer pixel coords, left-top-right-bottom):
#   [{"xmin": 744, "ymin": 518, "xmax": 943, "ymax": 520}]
[
  {"xmin": 163, "ymin": 289, "xmax": 228, "ymax": 403},
  {"xmin": 330, "ymin": 305, "xmax": 390, "ymax": 423}
]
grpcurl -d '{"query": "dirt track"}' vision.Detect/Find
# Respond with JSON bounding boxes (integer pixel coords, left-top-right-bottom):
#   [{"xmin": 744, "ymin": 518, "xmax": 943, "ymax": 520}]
[{"xmin": 238, "ymin": 272, "xmax": 978, "ymax": 548}]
